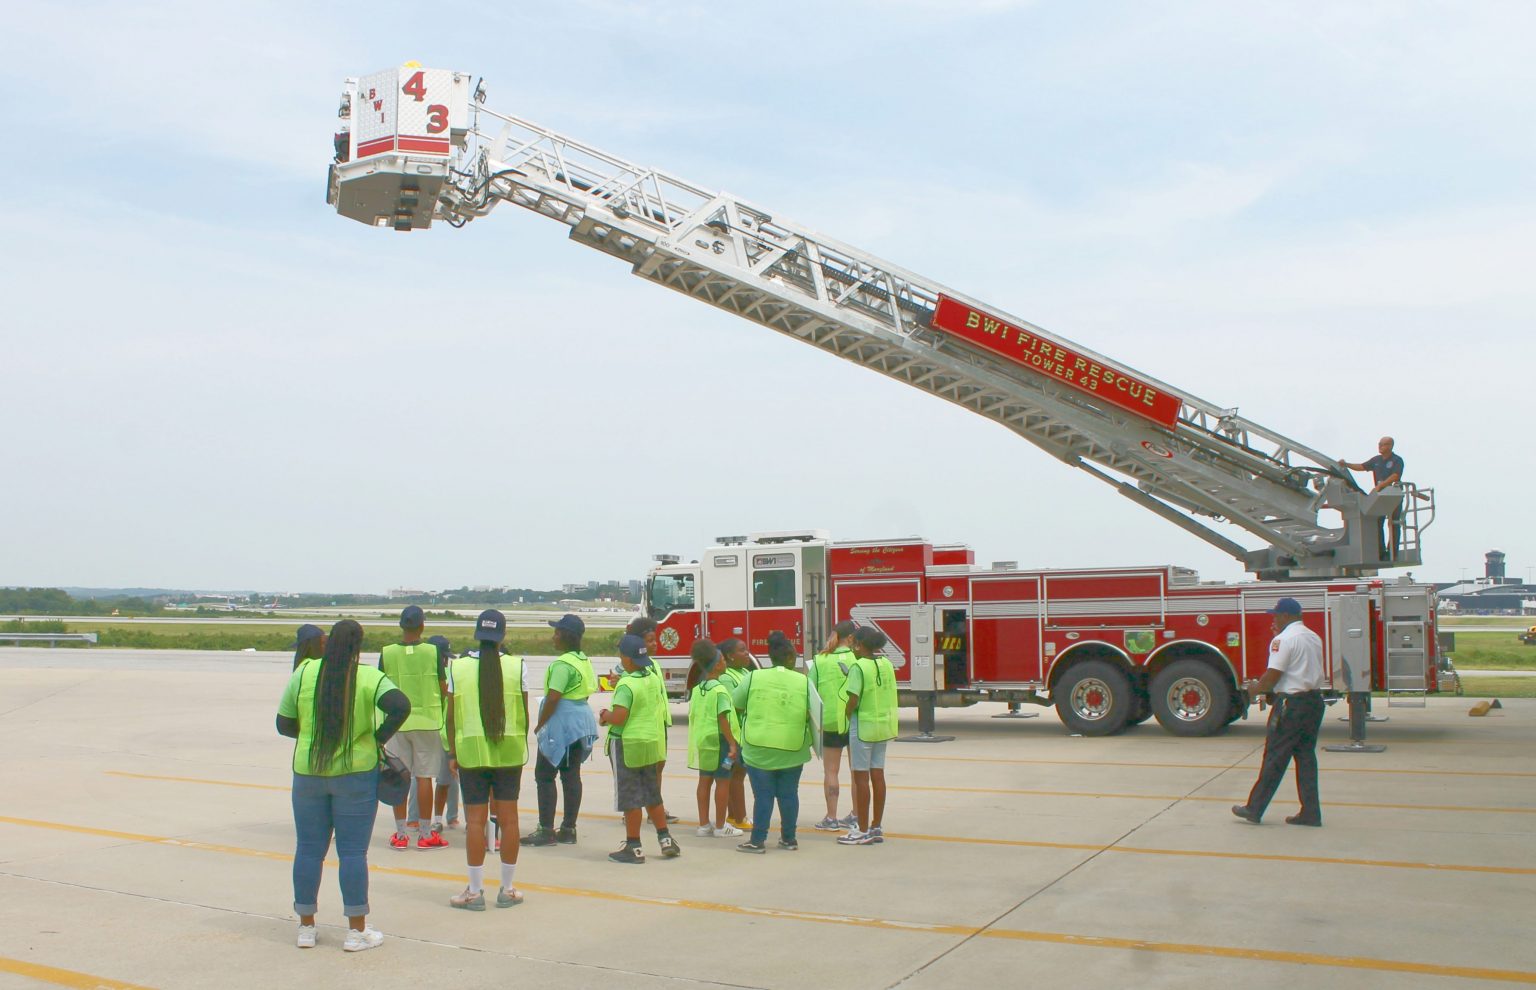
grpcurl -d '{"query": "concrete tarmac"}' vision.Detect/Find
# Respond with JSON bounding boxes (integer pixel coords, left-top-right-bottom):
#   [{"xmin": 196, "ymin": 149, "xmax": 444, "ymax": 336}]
[{"xmin": 0, "ymin": 648, "xmax": 1532, "ymax": 989}]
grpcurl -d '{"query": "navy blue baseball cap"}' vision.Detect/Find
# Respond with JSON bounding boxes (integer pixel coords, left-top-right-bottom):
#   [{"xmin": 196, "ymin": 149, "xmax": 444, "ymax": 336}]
[
  {"xmin": 549, "ymin": 613, "xmax": 585, "ymax": 637},
  {"xmin": 618, "ymin": 633, "xmax": 652, "ymax": 668},
  {"xmin": 399, "ymin": 604, "xmax": 425, "ymax": 628},
  {"xmin": 1267, "ymin": 597, "xmax": 1303, "ymax": 615},
  {"xmin": 426, "ymin": 634, "xmax": 453, "ymax": 658},
  {"xmin": 475, "ymin": 610, "xmax": 506, "ymax": 643},
  {"xmin": 289, "ymin": 623, "xmax": 324, "ymax": 649}
]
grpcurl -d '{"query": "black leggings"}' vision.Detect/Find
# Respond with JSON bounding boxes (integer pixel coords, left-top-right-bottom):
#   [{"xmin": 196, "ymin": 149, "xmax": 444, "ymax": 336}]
[{"xmin": 534, "ymin": 741, "xmax": 585, "ymax": 829}]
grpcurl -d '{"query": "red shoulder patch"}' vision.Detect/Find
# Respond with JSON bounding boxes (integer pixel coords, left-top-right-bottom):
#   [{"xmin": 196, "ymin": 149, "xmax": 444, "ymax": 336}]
[{"xmin": 1270, "ymin": 641, "xmax": 1281, "ymax": 652}]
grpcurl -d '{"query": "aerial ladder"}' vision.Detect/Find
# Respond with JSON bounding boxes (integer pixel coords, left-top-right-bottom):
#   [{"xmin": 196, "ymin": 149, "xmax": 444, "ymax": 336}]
[{"xmin": 327, "ymin": 65, "xmax": 1433, "ymax": 580}]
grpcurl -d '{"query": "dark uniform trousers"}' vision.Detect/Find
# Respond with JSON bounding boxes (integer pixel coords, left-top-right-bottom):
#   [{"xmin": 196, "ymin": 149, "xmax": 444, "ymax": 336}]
[{"xmin": 1245, "ymin": 691, "xmax": 1324, "ymax": 821}]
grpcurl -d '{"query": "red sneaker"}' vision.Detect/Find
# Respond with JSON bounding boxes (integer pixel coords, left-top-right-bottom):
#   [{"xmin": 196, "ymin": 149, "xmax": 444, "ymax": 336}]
[
  {"xmin": 418, "ymin": 830, "xmax": 450, "ymax": 849},
  {"xmin": 388, "ymin": 832, "xmax": 410, "ymax": 850}
]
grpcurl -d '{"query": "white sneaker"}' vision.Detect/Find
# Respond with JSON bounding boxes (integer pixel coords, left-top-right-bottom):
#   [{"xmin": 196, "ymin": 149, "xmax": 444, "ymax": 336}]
[
  {"xmin": 295, "ymin": 924, "xmax": 317, "ymax": 949},
  {"xmin": 695, "ymin": 824, "xmax": 715, "ymax": 837},
  {"xmin": 343, "ymin": 927, "xmax": 384, "ymax": 952},
  {"xmin": 714, "ymin": 823, "xmax": 743, "ymax": 837}
]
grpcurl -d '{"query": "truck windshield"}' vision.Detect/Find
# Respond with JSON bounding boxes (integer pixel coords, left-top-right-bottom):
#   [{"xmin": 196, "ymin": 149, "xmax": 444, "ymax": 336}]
[{"xmin": 647, "ymin": 572, "xmax": 696, "ymax": 619}]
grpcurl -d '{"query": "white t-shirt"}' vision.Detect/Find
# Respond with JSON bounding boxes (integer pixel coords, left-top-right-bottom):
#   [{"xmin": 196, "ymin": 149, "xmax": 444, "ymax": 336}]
[{"xmin": 1267, "ymin": 621, "xmax": 1325, "ymax": 694}]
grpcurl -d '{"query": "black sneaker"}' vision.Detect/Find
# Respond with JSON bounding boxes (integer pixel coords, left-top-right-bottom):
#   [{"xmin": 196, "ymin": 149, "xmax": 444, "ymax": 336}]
[
  {"xmin": 609, "ymin": 843, "xmax": 645, "ymax": 864},
  {"xmin": 658, "ymin": 834, "xmax": 682, "ymax": 858},
  {"xmin": 522, "ymin": 826, "xmax": 558, "ymax": 847},
  {"xmin": 555, "ymin": 824, "xmax": 578, "ymax": 844},
  {"xmin": 777, "ymin": 838, "xmax": 799, "ymax": 851},
  {"xmin": 736, "ymin": 840, "xmax": 766, "ymax": 855}
]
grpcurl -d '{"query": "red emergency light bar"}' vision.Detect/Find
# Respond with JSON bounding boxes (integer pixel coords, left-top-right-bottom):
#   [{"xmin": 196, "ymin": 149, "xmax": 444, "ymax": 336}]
[{"xmin": 931, "ymin": 295, "xmax": 1182, "ymax": 430}]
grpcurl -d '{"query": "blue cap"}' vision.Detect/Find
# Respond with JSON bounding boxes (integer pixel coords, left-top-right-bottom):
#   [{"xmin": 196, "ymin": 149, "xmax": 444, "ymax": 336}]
[
  {"xmin": 474, "ymin": 610, "xmax": 506, "ymax": 644},
  {"xmin": 426, "ymin": 634, "xmax": 452, "ymax": 658},
  {"xmin": 618, "ymin": 633, "xmax": 652, "ymax": 668},
  {"xmin": 399, "ymin": 604, "xmax": 425, "ymax": 628},
  {"xmin": 549, "ymin": 613, "xmax": 585, "ymax": 637},
  {"xmin": 289, "ymin": 623, "xmax": 324, "ymax": 649},
  {"xmin": 1267, "ymin": 597, "xmax": 1303, "ymax": 615}
]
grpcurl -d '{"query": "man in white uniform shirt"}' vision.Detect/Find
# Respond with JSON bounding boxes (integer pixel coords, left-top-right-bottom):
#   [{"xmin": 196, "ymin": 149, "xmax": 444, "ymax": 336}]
[{"xmin": 1232, "ymin": 597, "xmax": 1326, "ymax": 827}]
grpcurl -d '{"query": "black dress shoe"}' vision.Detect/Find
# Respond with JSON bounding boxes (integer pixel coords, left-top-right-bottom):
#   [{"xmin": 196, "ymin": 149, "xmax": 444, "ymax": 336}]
[
  {"xmin": 1231, "ymin": 805, "xmax": 1261, "ymax": 824},
  {"xmin": 1284, "ymin": 814, "xmax": 1322, "ymax": 827}
]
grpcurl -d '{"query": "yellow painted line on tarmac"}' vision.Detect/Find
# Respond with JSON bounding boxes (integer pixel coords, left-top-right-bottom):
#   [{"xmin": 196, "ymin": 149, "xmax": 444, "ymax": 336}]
[
  {"xmin": 888, "ymin": 753, "xmax": 1536, "ymax": 779},
  {"xmin": 100, "ymin": 772, "xmax": 1536, "ymax": 877},
  {"xmin": 2, "ymin": 814, "xmax": 1535, "ymax": 985},
  {"xmin": 0, "ymin": 955, "xmax": 156, "ymax": 989},
  {"xmin": 108, "ymin": 771, "xmax": 287, "ymax": 792}
]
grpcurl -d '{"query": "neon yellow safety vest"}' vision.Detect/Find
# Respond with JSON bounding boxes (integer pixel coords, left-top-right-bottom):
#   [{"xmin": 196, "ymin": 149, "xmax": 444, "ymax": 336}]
[
  {"xmin": 743, "ymin": 666, "xmax": 811, "ymax": 752},
  {"xmin": 811, "ymin": 647, "xmax": 855, "ymax": 734},
  {"xmin": 450, "ymin": 654, "xmax": 528, "ymax": 769},
  {"xmin": 851, "ymin": 654, "xmax": 899, "ymax": 743},
  {"xmin": 292, "ymin": 659, "xmax": 389, "ymax": 777},
  {"xmin": 380, "ymin": 641, "xmax": 443, "ymax": 731},
  {"xmin": 551, "ymin": 651, "xmax": 598, "ymax": 702},
  {"xmin": 608, "ymin": 669, "xmax": 665, "ymax": 767},
  {"xmin": 687, "ymin": 679, "xmax": 740, "ymax": 771},
  {"xmin": 719, "ymin": 665, "xmax": 750, "ymax": 710}
]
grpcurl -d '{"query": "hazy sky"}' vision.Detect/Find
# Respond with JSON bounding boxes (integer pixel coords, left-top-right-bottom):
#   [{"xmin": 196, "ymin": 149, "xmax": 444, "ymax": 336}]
[{"xmin": 2, "ymin": 1, "xmax": 1530, "ymax": 593}]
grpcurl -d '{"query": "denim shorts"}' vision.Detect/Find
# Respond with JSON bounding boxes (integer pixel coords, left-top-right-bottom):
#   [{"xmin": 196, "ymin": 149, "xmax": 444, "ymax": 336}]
[{"xmin": 848, "ymin": 717, "xmax": 888, "ymax": 771}]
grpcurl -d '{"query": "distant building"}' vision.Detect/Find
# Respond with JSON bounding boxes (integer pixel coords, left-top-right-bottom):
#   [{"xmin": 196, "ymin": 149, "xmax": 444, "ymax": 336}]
[
  {"xmin": 389, "ymin": 588, "xmax": 425, "ymax": 598},
  {"xmin": 1435, "ymin": 550, "xmax": 1534, "ymax": 613},
  {"xmin": 628, "ymin": 579, "xmax": 643, "ymax": 599}
]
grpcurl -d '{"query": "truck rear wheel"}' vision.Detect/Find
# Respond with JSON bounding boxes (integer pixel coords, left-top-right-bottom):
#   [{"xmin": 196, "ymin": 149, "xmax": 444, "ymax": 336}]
[
  {"xmin": 1150, "ymin": 658, "xmax": 1233, "ymax": 737},
  {"xmin": 1055, "ymin": 660, "xmax": 1132, "ymax": 736}
]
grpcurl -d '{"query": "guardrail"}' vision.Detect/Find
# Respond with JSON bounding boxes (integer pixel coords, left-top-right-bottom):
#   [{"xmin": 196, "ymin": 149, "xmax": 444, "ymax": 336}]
[{"xmin": 0, "ymin": 632, "xmax": 98, "ymax": 646}]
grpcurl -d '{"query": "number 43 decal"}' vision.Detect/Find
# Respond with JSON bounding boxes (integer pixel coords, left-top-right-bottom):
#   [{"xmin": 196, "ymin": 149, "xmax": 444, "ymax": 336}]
[{"xmin": 403, "ymin": 71, "xmax": 450, "ymax": 134}]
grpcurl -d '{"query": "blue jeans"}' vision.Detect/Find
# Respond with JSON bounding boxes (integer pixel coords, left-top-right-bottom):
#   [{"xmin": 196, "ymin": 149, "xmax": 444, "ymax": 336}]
[
  {"xmin": 292, "ymin": 769, "xmax": 378, "ymax": 917},
  {"xmin": 745, "ymin": 763, "xmax": 803, "ymax": 845}
]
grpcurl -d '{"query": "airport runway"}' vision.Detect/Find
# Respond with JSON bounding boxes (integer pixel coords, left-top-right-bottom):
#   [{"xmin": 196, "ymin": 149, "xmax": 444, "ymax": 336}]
[{"xmin": 1, "ymin": 648, "xmax": 1532, "ymax": 989}]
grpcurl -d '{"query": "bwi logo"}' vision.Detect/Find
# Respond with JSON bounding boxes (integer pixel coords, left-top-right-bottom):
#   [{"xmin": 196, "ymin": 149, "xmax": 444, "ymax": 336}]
[{"xmin": 660, "ymin": 628, "xmax": 680, "ymax": 650}]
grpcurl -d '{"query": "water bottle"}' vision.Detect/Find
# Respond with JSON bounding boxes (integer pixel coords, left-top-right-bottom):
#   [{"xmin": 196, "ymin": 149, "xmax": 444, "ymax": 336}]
[{"xmin": 721, "ymin": 754, "xmax": 735, "ymax": 771}]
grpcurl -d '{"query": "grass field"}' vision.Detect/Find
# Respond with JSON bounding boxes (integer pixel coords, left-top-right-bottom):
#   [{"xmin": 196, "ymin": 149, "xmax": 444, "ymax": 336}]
[
  {"xmin": 1441, "ymin": 616, "xmax": 1535, "ymax": 628},
  {"xmin": 1441, "ymin": 631, "xmax": 1536, "ymax": 669},
  {"xmin": 1457, "ymin": 676, "xmax": 1536, "ymax": 699},
  {"xmin": 1, "ymin": 619, "xmax": 622, "ymax": 656}
]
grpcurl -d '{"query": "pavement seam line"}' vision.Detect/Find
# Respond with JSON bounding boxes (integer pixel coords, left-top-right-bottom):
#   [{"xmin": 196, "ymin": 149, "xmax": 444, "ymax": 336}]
[
  {"xmin": 100, "ymin": 772, "xmax": 1536, "ymax": 877},
  {"xmin": 5, "ymin": 813, "xmax": 1536, "ymax": 985}
]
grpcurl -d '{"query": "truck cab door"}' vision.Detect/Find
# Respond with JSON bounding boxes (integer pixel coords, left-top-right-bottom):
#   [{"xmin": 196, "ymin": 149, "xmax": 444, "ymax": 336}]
[{"xmin": 646, "ymin": 567, "xmax": 702, "ymax": 664}]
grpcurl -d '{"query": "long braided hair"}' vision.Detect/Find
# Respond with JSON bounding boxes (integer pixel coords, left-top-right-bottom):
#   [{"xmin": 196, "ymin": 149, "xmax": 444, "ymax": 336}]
[{"xmin": 308, "ymin": 619, "xmax": 365, "ymax": 773}]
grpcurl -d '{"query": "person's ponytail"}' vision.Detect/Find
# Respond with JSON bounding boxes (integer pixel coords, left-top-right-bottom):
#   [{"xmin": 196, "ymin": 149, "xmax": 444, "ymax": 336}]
[{"xmin": 478, "ymin": 641, "xmax": 506, "ymax": 742}]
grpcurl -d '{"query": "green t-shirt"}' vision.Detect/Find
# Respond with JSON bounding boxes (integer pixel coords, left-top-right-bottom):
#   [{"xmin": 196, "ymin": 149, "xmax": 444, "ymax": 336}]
[
  {"xmin": 843, "ymin": 662, "xmax": 864, "ymax": 699},
  {"xmin": 730, "ymin": 669, "xmax": 812, "ymax": 770}
]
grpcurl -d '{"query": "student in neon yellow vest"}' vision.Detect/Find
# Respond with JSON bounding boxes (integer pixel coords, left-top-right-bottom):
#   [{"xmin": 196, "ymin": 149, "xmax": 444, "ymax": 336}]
[
  {"xmin": 809, "ymin": 620, "xmax": 858, "ymax": 831},
  {"xmin": 276, "ymin": 619, "xmax": 410, "ymax": 952},
  {"xmin": 446, "ymin": 610, "xmax": 529, "ymax": 910},
  {"xmin": 524, "ymin": 613, "xmax": 599, "ymax": 847},
  {"xmin": 380, "ymin": 605, "xmax": 450, "ymax": 850},
  {"xmin": 598, "ymin": 634, "xmax": 681, "ymax": 863},
  {"xmin": 687, "ymin": 639, "xmax": 742, "ymax": 837},
  {"xmin": 838, "ymin": 627, "xmax": 899, "ymax": 846},
  {"xmin": 729, "ymin": 631, "xmax": 816, "ymax": 853},
  {"xmin": 717, "ymin": 637, "xmax": 756, "ymax": 828},
  {"xmin": 627, "ymin": 616, "xmax": 677, "ymax": 825}
]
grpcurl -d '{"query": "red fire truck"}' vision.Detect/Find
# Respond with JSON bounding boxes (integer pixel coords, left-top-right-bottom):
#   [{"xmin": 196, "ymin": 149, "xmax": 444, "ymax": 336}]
[
  {"xmin": 326, "ymin": 65, "xmax": 1443, "ymax": 739},
  {"xmin": 642, "ymin": 531, "xmax": 1440, "ymax": 737}
]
